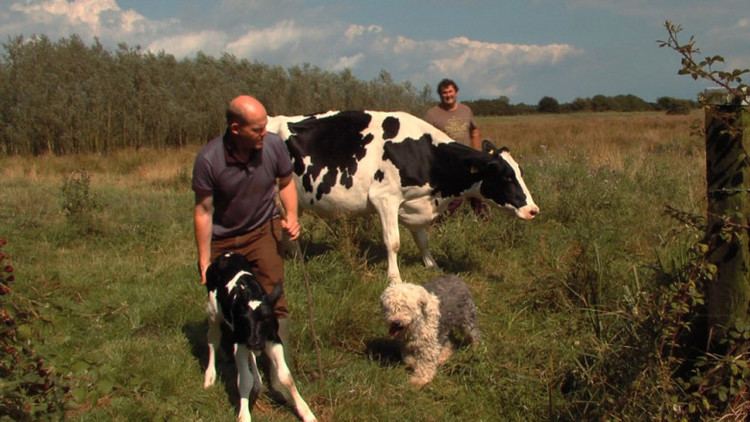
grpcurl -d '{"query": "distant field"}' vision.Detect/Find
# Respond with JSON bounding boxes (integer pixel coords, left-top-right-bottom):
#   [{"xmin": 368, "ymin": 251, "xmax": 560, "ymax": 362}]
[{"xmin": 0, "ymin": 111, "xmax": 706, "ymax": 420}]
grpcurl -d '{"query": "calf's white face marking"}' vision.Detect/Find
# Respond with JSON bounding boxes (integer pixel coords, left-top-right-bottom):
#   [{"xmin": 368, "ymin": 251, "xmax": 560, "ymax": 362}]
[{"xmin": 226, "ymin": 270, "xmax": 253, "ymax": 295}]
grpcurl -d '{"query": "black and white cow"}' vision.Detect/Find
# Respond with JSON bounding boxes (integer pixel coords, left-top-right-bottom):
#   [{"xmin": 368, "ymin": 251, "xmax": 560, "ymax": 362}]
[
  {"xmin": 267, "ymin": 110, "xmax": 539, "ymax": 284},
  {"xmin": 203, "ymin": 252, "xmax": 316, "ymax": 422}
]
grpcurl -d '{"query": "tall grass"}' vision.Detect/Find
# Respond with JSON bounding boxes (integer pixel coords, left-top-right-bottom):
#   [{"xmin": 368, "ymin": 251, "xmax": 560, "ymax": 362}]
[{"xmin": 0, "ymin": 112, "xmax": 706, "ymax": 420}]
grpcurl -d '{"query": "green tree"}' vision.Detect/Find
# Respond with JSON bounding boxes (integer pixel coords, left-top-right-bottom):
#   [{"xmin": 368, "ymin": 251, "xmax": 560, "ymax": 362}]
[{"xmin": 537, "ymin": 96, "xmax": 560, "ymax": 113}]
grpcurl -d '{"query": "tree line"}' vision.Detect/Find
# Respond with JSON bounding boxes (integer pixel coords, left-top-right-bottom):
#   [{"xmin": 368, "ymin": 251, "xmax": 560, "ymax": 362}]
[
  {"xmin": 0, "ymin": 34, "xmax": 699, "ymax": 155},
  {"xmin": 0, "ymin": 35, "xmax": 432, "ymax": 155},
  {"xmin": 465, "ymin": 94, "xmax": 697, "ymax": 116}
]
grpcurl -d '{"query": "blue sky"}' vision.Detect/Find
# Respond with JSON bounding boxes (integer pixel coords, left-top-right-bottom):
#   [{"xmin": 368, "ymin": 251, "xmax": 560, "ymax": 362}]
[{"xmin": 1, "ymin": 0, "xmax": 749, "ymax": 103}]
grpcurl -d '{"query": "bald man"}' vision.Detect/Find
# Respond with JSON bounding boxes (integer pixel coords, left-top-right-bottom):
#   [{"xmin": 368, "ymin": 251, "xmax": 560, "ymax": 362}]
[{"xmin": 192, "ymin": 95, "xmax": 300, "ymax": 324}]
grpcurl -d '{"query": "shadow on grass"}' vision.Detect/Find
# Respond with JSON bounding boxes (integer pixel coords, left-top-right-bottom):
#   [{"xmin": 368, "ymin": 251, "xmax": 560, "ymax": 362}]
[{"xmin": 365, "ymin": 337, "xmax": 402, "ymax": 366}]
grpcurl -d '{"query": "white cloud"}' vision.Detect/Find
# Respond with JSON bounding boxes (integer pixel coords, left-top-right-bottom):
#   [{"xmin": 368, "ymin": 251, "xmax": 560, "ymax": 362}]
[
  {"xmin": 344, "ymin": 24, "xmax": 382, "ymax": 42},
  {"xmin": 226, "ymin": 19, "xmax": 330, "ymax": 57},
  {"xmin": 424, "ymin": 38, "xmax": 582, "ymax": 97},
  {"xmin": 9, "ymin": 0, "xmax": 147, "ymax": 36},
  {"xmin": 147, "ymin": 30, "xmax": 228, "ymax": 57},
  {"xmin": 331, "ymin": 53, "xmax": 364, "ymax": 71},
  {"xmin": 0, "ymin": 0, "xmax": 585, "ymax": 100}
]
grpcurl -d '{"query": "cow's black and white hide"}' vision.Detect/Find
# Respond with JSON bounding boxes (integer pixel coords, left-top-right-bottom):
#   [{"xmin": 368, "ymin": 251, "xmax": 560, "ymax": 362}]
[
  {"xmin": 267, "ymin": 110, "xmax": 539, "ymax": 283},
  {"xmin": 203, "ymin": 252, "xmax": 316, "ymax": 422}
]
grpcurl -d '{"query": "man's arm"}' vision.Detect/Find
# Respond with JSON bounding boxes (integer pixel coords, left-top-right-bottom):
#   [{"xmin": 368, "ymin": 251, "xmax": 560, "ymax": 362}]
[
  {"xmin": 470, "ymin": 124, "xmax": 481, "ymax": 150},
  {"xmin": 194, "ymin": 193, "xmax": 213, "ymax": 285},
  {"xmin": 277, "ymin": 174, "xmax": 300, "ymax": 240}
]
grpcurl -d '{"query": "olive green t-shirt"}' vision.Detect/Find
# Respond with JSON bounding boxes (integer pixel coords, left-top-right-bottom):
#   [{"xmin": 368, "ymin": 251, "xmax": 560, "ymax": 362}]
[{"xmin": 423, "ymin": 103, "xmax": 477, "ymax": 146}]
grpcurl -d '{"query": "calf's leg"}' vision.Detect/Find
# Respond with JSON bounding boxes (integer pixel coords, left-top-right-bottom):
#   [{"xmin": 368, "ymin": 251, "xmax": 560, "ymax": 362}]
[
  {"xmin": 235, "ymin": 344, "xmax": 254, "ymax": 422},
  {"xmin": 204, "ymin": 291, "xmax": 221, "ymax": 389},
  {"xmin": 265, "ymin": 342, "xmax": 317, "ymax": 422}
]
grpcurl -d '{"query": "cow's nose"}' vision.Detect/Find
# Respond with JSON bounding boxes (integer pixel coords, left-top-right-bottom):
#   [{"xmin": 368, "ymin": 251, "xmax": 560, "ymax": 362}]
[{"xmin": 518, "ymin": 205, "xmax": 539, "ymax": 220}]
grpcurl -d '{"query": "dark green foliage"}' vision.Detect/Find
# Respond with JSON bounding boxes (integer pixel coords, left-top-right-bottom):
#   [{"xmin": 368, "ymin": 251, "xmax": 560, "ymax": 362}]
[
  {"xmin": 60, "ymin": 170, "xmax": 98, "ymax": 218},
  {"xmin": 657, "ymin": 96, "xmax": 693, "ymax": 115},
  {"xmin": 60, "ymin": 170, "xmax": 101, "ymax": 235},
  {"xmin": 0, "ymin": 35, "xmax": 431, "ymax": 155},
  {"xmin": 537, "ymin": 96, "xmax": 560, "ymax": 113},
  {"xmin": 0, "ymin": 239, "xmax": 67, "ymax": 420},
  {"xmin": 659, "ymin": 21, "xmax": 749, "ymax": 105},
  {"xmin": 464, "ymin": 93, "xmax": 694, "ymax": 116}
]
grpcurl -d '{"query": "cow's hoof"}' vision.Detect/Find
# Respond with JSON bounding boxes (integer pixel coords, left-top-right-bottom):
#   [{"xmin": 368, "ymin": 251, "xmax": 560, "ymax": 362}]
[{"xmin": 203, "ymin": 370, "xmax": 216, "ymax": 389}]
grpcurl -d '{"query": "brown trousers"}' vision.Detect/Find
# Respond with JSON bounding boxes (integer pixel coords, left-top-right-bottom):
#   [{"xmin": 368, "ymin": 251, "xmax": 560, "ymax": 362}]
[{"xmin": 210, "ymin": 218, "xmax": 289, "ymax": 318}]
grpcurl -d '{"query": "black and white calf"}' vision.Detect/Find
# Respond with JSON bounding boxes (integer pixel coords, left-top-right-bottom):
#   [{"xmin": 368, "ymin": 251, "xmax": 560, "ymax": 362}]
[
  {"xmin": 267, "ymin": 111, "xmax": 539, "ymax": 283},
  {"xmin": 203, "ymin": 252, "xmax": 316, "ymax": 422}
]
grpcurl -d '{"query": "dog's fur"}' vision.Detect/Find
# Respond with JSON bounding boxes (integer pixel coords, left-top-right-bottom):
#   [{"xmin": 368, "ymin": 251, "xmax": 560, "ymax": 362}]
[
  {"xmin": 380, "ymin": 275, "xmax": 479, "ymax": 386},
  {"xmin": 203, "ymin": 252, "xmax": 316, "ymax": 422}
]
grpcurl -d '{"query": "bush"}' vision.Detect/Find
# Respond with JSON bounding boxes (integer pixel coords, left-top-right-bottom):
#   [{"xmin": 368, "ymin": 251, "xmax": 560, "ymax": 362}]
[
  {"xmin": 537, "ymin": 96, "xmax": 560, "ymax": 113},
  {"xmin": 60, "ymin": 170, "xmax": 101, "ymax": 234},
  {"xmin": 0, "ymin": 238, "xmax": 67, "ymax": 420}
]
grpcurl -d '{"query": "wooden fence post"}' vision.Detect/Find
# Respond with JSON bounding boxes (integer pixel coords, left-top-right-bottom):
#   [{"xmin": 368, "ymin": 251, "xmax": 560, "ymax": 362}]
[{"xmin": 704, "ymin": 90, "xmax": 750, "ymax": 341}]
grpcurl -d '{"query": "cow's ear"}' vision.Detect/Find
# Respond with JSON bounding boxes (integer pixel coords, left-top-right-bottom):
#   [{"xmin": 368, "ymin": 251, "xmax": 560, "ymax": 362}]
[
  {"xmin": 469, "ymin": 165, "xmax": 480, "ymax": 174},
  {"xmin": 482, "ymin": 139, "xmax": 498, "ymax": 156}
]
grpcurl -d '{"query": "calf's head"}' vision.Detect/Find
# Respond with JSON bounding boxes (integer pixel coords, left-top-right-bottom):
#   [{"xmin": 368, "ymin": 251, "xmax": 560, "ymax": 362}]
[
  {"xmin": 207, "ymin": 252, "xmax": 284, "ymax": 351},
  {"xmin": 233, "ymin": 282, "xmax": 284, "ymax": 351},
  {"xmin": 479, "ymin": 140, "xmax": 539, "ymax": 220}
]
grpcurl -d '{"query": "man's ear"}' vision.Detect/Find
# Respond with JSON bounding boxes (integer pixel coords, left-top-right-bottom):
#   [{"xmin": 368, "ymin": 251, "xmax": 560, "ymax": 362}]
[{"xmin": 229, "ymin": 121, "xmax": 241, "ymax": 136}]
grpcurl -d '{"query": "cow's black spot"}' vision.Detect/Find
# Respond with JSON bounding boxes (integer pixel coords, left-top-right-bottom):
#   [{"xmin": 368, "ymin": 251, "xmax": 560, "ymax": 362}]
[
  {"xmin": 383, "ymin": 135, "xmax": 485, "ymax": 197},
  {"xmin": 383, "ymin": 136, "xmax": 529, "ymax": 208},
  {"xmin": 374, "ymin": 170, "xmax": 385, "ymax": 182},
  {"xmin": 382, "ymin": 116, "xmax": 400, "ymax": 139},
  {"xmin": 285, "ymin": 111, "xmax": 374, "ymax": 200}
]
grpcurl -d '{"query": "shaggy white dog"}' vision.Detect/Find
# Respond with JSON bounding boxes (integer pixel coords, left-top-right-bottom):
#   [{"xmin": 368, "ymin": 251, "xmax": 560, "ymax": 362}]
[{"xmin": 380, "ymin": 275, "xmax": 479, "ymax": 386}]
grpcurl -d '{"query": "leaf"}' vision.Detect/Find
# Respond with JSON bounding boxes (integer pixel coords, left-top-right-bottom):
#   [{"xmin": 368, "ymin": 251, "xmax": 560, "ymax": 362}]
[
  {"xmin": 71, "ymin": 386, "xmax": 88, "ymax": 403},
  {"xmin": 70, "ymin": 360, "xmax": 90, "ymax": 374},
  {"xmin": 96, "ymin": 377, "xmax": 114, "ymax": 395}
]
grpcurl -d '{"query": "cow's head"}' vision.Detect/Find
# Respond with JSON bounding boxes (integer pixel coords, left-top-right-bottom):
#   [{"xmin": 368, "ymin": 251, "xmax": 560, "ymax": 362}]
[{"xmin": 478, "ymin": 140, "xmax": 539, "ymax": 220}]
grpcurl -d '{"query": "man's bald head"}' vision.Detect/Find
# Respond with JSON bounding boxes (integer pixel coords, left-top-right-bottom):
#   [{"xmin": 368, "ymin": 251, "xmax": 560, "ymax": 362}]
[{"xmin": 226, "ymin": 95, "xmax": 267, "ymax": 126}]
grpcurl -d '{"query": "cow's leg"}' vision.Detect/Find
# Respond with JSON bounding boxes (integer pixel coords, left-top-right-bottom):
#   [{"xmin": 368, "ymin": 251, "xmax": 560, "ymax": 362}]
[
  {"xmin": 371, "ymin": 197, "xmax": 403, "ymax": 283},
  {"xmin": 408, "ymin": 226, "xmax": 438, "ymax": 269},
  {"xmin": 265, "ymin": 342, "xmax": 317, "ymax": 422},
  {"xmin": 235, "ymin": 344, "xmax": 253, "ymax": 422},
  {"xmin": 204, "ymin": 290, "xmax": 221, "ymax": 389}
]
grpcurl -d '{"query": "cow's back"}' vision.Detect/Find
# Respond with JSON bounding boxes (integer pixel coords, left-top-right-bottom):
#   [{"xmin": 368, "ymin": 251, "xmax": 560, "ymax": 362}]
[{"xmin": 268, "ymin": 111, "xmax": 451, "ymax": 216}]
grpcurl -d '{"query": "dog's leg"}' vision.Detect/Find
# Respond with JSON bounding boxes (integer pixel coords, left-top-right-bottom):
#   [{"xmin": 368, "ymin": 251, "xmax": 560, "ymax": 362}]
[
  {"xmin": 204, "ymin": 290, "xmax": 221, "ymax": 389},
  {"xmin": 409, "ymin": 358, "xmax": 438, "ymax": 387},
  {"xmin": 265, "ymin": 342, "xmax": 317, "ymax": 422},
  {"xmin": 408, "ymin": 337, "xmax": 441, "ymax": 387},
  {"xmin": 437, "ymin": 342, "xmax": 454, "ymax": 365},
  {"xmin": 235, "ymin": 344, "xmax": 253, "ymax": 422}
]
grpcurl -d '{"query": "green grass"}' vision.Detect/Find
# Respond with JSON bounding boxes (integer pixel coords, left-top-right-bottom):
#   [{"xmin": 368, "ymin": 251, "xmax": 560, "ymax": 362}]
[{"xmin": 0, "ymin": 112, "xmax": 706, "ymax": 420}]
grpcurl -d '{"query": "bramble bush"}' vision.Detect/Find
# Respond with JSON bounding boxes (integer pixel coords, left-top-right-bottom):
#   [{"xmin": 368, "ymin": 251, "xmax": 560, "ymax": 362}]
[{"xmin": 0, "ymin": 238, "xmax": 67, "ymax": 420}]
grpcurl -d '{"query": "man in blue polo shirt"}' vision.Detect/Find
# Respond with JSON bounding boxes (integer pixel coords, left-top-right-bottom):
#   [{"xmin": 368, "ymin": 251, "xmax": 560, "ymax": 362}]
[{"xmin": 192, "ymin": 95, "xmax": 300, "ymax": 339}]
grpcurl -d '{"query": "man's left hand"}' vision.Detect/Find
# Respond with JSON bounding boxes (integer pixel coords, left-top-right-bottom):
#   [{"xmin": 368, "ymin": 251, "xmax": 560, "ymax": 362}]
[{"xmin": 281, "ymin": 217, "xmax": 301, "ymax": 241}]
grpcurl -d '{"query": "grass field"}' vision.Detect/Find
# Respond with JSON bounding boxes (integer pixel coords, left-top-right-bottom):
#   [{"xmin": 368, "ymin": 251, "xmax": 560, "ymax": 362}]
[{"xmin": 1, "ymin": 111, "xmax": 706, "ymax": 421}]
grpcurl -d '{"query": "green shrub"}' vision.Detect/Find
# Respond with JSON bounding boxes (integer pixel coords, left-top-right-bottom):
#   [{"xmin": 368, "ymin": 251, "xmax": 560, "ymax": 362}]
[{"xmin": 0, "ymin": 238, "xmax": 67, "ymax": 420}]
